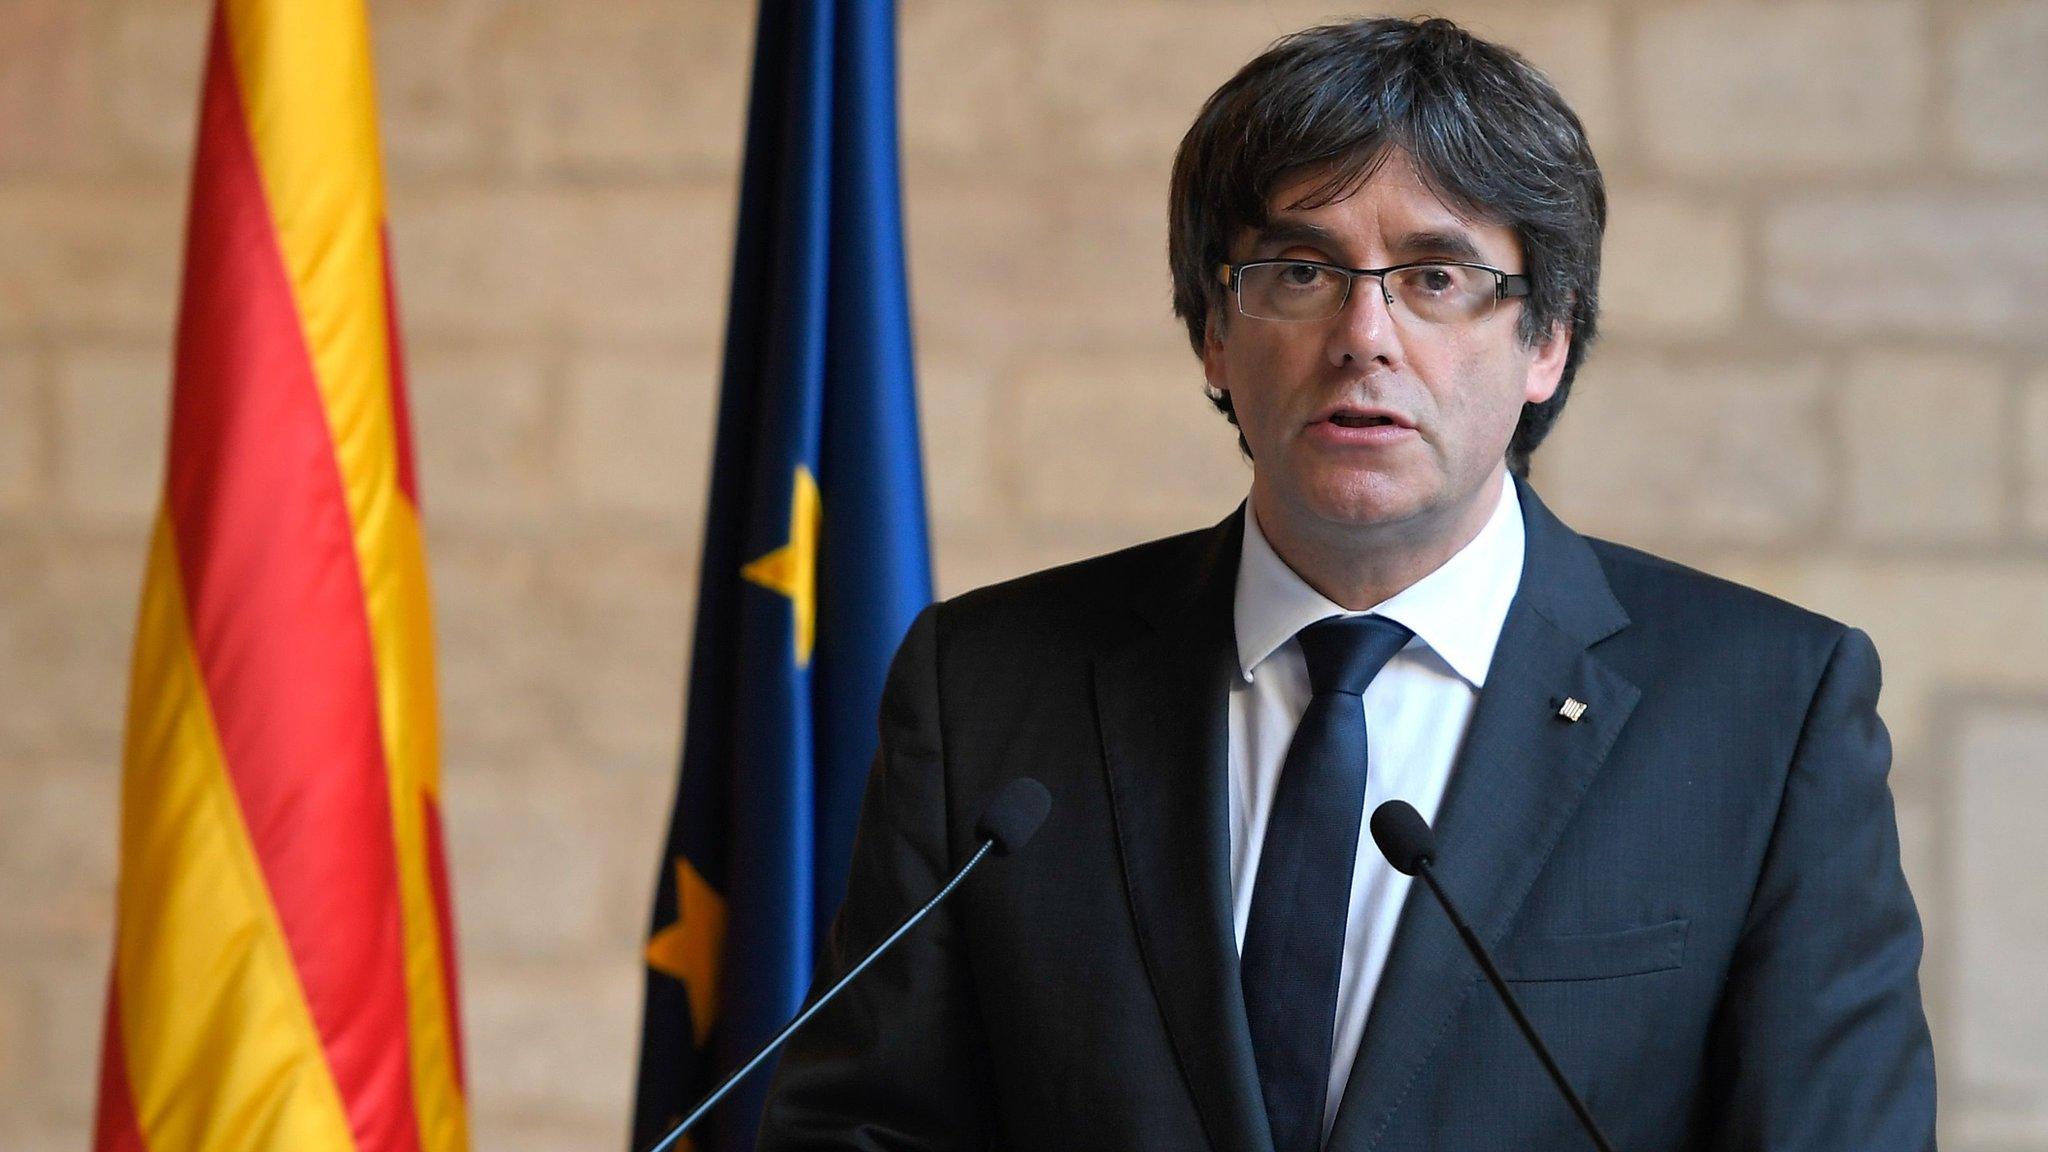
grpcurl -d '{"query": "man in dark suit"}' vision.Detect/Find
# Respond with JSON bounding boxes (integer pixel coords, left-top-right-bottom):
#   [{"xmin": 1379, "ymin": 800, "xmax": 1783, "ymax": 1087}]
[{"xmin": 759, "ymin": 16, "xmax": 1935, "ymax": 1150}]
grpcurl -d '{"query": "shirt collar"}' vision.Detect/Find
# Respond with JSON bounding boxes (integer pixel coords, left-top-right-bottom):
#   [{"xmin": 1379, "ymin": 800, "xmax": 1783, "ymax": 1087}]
[{"xmin": 1232, "ymin": 472, "xmax": 1525, "ymax": 688}]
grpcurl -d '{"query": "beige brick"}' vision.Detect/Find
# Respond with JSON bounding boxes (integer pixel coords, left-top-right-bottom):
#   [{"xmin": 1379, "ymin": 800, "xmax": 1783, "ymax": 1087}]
[
  {"xmin": 0, "ymin": 348, "xmax": 42, "ymax": 513},
  {"xmin": 901, "ymin": 0, "xmax": 1040, "ymax": 168},
  {"xmin": 0, "ymin": 0, "xmax": 97, "ymax": 172},
  {"xmin": 1765, "ymin": 196, "xmax": 2048, "ymax": 340},
  {"xmin": 443, "ymin": 765, "xmax": 615, "ymax": 960},
  {"xmin": 917, "ymin": 350, "xmax": 1001, "ymax": 528},
  {"xmin": 1950, "ymin": 2, "xmax": 2048, "ymax": 174},
  {"xmin": 2023, "ymin": 371, "xmax": 2048, "ymax": 538},
  {"xmin": 18, "ymin": 955, "xmax": 110, "ymax": 1115},
  {"xmin": 912, "ymin": 170, "xmax": 1184, "ymax": 359},
  {"xmin": 933, "ymin": 518, "xmax": 1165, "ymax": 600},
  {"xmin": 560, "ymin": 347, "xmax": 716, "ymax": 524},
  {"xmin": 0, "ymin": 955, "xmax": 22, "ymax": 1091},
  {"xmin": 1840, "ymin": 351, "xmax": 2005, "ymax": 545},
  {"xmin": 1599, "ymin": 189, "xmax": 1743, "ymax": 339},
  {"xmin": 0, "ymin": 546, "xmax": 35, "ymax": 751},
  {"xmin": 368, "ymin": 0, "xmax": 497, "ymax": 175},
  {"xmin": 1537, "ymin": 352, "xmax": 1832, "ymax": 548},
  {"xmin": 0, "ymin": 1121, "xmax": 96, "ymax": 1152},
  {"xmin": 905, "ymin": 175, "xmax": 1052, "ymax": 356},
  {"xmin": 103, "ymin": 0, "xmax": 207, "ymax": 172},
  {"xmin": 1632, "ymin": 1, "xmax": 1926, "ymax": 175},
  {"xmin": 405, "ymin": 345, "xmax": 552, "ymax": 528},
  {"xmin": 0, "ymin": 538, "xmax": 142, "ymax": 762},
  {"xmin": 386, "ymin": 184, "xmax": 734, "ymax": 342},
  {"xmin": 1954, "ymin": 1112, "xmax": 2048, "ymax": 1149},
  {"xmin": 1036, "ymin": 2, "xmax": 1276, "ymax": 173},
  {"xmin": 1040, "ymin": 173, "xmax": 1189, "ymax": 353},
  {"xmin": 0, "ymin": 767, "xmax": 118, "ymax": 952},
  {"xmin": 0, "ymin": 182, "xmax": 185, "ymax": 339},
  {"xmin": 1010, "ymin": 353, "xmax": 1248, "ymax": 535},
  {"xmin": 1956, "ymin": 704, "xmax": 2048, "ymax": 1132},
  {"xmin": 428, "ymin": 540, "xmax": 566, "ymax": 759},
  {"xmin": 467, "ymin": 1118, "xmax": 616, "ymax": 1152},
  {"xmin": 595, "ymin": 764, "xmax": 678, "ymax": 876},
  {"xmin": 463, "ymin": 962, "xmax": 639, "ymax": 1119},
  {"xmin": 493, "ymin": 0, "xmax": 749, "ymax": 176},
  {"xmin": 590, "ymin": 771, "xmax": 678, "ymax": 945},
  {"xmin": 52, "ymin": 346, "xmax": 169, "ymax": 525},
  {"xmin": 543, "ymin": 540, "xmax": 692, "ymax": 765}
]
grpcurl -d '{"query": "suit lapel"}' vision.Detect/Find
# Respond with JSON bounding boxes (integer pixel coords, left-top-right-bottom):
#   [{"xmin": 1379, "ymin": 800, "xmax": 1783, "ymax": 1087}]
[
  {"xmin": 1096, "ymin": 511, "xmax": 1276, "ymax": 1152},
  {"xmin": 1326, "ymin": 481, "xmax": 1642, "ymax": 1151}
]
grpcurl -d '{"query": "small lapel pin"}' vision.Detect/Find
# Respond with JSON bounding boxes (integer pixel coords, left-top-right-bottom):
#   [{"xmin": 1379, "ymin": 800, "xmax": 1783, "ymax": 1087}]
[{"xmin": 1557, "ymin": 697, "xmax": 1588, "ymax": 723}]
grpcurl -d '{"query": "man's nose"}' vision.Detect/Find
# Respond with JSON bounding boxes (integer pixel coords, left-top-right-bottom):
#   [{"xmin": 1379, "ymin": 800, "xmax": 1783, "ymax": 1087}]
[{"xmin": 1328, "ymin": 275, "xmax": 1401, "ymax": 368}]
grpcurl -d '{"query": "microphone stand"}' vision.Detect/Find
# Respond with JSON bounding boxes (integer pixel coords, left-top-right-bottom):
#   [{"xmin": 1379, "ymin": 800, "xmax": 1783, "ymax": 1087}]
[
  {"xmin": 640, "ymin": 839, "xmax": 998, "ymax": 1152},
  {"xmin": 1410, "ymin": 858, "xmax": 1617, "ymax": 1152}
]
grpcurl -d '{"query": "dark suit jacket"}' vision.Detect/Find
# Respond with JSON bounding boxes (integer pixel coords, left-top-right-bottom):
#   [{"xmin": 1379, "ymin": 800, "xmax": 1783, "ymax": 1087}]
[{"xmin": 758, "ymin": 480, "xmax": 1936, "ymax": 1151}]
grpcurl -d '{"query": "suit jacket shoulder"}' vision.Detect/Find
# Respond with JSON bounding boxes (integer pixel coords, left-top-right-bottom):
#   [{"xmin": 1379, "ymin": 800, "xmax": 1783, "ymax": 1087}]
[
  {"xmin": 1579, "ymin": 533, "xmax": 1867, "ymax": 708},
  {"xmin": 1587, "ymin": 534, "xmax": 1840, "ymax": 637},
  {"xmin": 931, "ymin": 514, "xmax": 1241, "ymax": 672}
]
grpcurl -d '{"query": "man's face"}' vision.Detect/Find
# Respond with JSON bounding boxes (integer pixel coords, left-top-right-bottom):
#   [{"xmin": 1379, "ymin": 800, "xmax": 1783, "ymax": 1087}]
[{"xmin": 1203, "ymin": 150, "xmax": 1568, "ymax": 559}]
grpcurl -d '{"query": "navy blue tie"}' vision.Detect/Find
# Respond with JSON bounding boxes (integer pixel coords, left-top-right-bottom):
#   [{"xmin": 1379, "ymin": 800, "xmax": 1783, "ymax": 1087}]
[{"xmin": 1241, "ymin": 614, "xmax": 1414, "ymax": 1152}]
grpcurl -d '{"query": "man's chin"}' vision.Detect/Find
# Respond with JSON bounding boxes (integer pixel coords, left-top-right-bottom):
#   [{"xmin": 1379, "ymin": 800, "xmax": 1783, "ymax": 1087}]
[
  {"xmin": 1253, "ymin": 464, "xmax": 1456, "ymax": 538},
  {"xmin": 1302, "ymin": 476, "xmax": 1434, "ymax": 530},
  {"xmin": 1279, "ymin": 489, "xmax": 1440, "ymax": 544},
  {"xmin": 1314, "ymin": 503, "xmax": 1431, "ymax": 539}
]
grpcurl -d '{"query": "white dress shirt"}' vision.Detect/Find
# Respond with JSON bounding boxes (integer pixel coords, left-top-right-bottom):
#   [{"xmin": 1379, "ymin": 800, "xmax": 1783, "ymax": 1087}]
[{"xmin": 1228, "ymin": 473, "xmax": 1525, "ymax": 1139}]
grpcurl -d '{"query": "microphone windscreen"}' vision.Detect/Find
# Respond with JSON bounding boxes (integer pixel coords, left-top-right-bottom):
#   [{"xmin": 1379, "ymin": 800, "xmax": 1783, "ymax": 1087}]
[
  {"xmin": 1370, "ymin": 799, "xmax": 1437, "ymax": 875},
  {"xmin": 975, "ymin": 778, "xmax": 1051, "ymax": 857}
]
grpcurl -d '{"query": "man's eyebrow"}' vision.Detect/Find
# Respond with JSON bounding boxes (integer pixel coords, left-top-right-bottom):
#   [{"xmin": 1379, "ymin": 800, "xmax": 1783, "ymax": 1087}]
[
  {"xmin": 1246, "ymin": 222, "xmax": 1495, "ymax": 265},
  {"xmin": 1388, "ymin": 229, "xmax": 1487, "ymax": 264},
  {"xmin": 1247, "ymin": 220, "xmax": 1344, "ymax": 254}
]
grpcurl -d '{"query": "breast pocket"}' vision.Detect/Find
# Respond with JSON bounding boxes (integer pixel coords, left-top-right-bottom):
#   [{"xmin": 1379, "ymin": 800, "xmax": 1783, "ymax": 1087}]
[{"xmin": 1502, "ymin": 917, "xmax": 1690, "ymax": 983}]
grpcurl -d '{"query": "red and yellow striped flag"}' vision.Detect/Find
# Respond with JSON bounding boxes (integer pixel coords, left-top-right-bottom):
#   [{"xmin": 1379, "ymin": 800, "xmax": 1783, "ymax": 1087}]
[{"xmin": 92, "ymin": 2, "xmax": 467, "ymax": 1150}]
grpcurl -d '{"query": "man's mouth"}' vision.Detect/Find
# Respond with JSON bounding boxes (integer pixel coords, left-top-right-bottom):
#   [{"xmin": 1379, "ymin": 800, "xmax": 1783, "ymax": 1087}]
[{"xmin": 1329, "ymin": 413, "xmax": 1397, "ymax": 428}]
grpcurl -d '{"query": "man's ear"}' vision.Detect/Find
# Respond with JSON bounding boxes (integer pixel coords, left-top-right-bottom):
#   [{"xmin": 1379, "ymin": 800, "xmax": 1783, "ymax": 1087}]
[
  {"xmin": 1522, "ymin": 317, "xmax": 1569, "ymax": 405},
  {"xmin": 1201, "ymin": 310, "xmax": 1230, "ymax": 398}
]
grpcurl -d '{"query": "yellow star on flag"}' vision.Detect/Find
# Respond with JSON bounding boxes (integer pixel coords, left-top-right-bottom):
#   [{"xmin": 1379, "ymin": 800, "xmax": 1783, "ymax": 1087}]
[
  {"xmin": 644, "ymin": 856, "xmax": 728, "ymax": 1047},
  {"xmin": 741, "ymin": 465, "xmax": 822, "ymax": 667}
]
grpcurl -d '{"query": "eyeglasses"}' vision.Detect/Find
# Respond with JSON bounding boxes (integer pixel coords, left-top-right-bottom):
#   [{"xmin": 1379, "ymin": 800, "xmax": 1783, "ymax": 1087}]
[{"xmin": 1219, "ymin": 259, "xmax": 1532, "ymax": 326}]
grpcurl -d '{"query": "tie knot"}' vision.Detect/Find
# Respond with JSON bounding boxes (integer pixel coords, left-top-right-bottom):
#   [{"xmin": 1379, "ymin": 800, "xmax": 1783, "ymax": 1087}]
[{"xmin": 1297, "ymin": 615, "xmax": 1413, "ymax": 697}]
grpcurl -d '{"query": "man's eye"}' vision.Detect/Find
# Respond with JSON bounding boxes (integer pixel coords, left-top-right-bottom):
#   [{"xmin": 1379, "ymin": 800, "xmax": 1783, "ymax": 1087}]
[
  {"xmin": 1412, "ymin": 267, "xmax": 1456, "ymax": 294},
  {"xmin": 1279, "ymin": 263, "xmax": 1328, "ymax": 288}
]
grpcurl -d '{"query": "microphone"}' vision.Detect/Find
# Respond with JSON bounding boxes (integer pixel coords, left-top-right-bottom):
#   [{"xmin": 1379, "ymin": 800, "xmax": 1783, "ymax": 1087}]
[
  {"xmin": 976, "ymin": 775, "xmax": 1052, "ymax": 856},
  {"xmin": 642, "ymin": 777, "xmax": 1053, "ymax": 1152},
  {"xmin": 1370, "ymin": 800, "xmax": 1618, "ymax": 1152}
]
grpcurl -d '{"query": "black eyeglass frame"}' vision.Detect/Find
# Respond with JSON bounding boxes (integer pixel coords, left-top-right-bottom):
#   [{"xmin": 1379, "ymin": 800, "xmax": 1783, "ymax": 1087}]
[{"xmin": 1219, "ymin": 258, "xmax": 1533, "ymax": 321}]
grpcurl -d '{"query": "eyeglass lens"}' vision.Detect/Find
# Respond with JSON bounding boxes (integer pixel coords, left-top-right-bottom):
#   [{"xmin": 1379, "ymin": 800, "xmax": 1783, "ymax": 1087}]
[{"xmin": 1237, "ymin": 261, "xmax": 1499, "ymax": 325}]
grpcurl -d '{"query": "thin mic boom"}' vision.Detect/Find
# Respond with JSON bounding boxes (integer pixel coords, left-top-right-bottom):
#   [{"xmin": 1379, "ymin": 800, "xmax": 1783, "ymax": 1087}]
[
  {"xmin": 1370, "ymin": 800, "xmax": 1618, "ymax": 1152},
  {"xmin": 641, "ymin": 778, "xmax": 1051, "ymax": 1152}
]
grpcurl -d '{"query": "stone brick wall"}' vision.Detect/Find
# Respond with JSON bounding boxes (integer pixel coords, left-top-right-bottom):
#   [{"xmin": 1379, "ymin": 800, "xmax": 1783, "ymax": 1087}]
[{"xmin": 2, "ymin": 1, "xmax": 2044, "ymax": 1148}]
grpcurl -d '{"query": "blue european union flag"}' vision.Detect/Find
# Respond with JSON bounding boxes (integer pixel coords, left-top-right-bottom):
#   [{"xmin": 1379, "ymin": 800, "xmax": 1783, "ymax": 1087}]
[{"xmin": 631, "ymin": 3, "xmax": 932, "ymax": 1149}]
